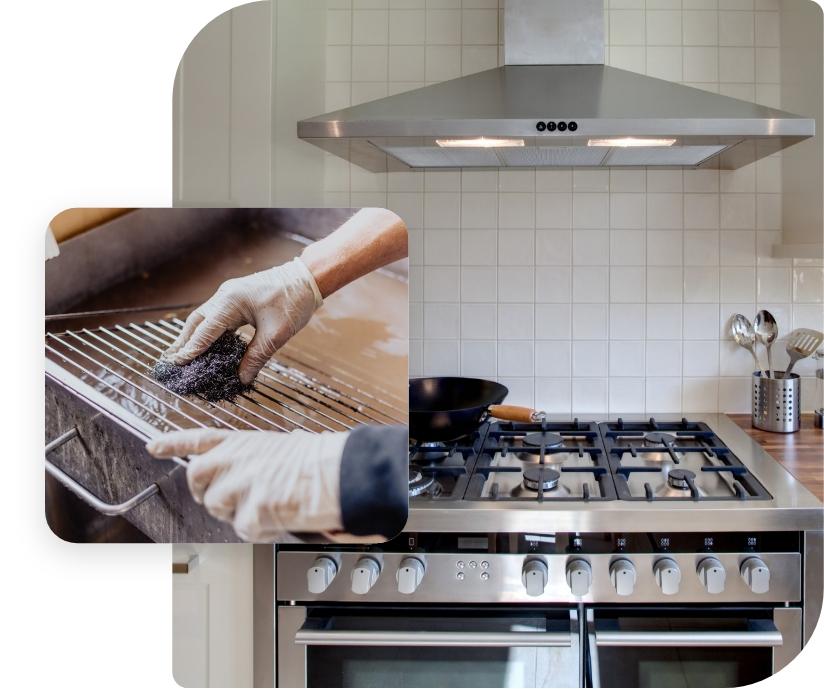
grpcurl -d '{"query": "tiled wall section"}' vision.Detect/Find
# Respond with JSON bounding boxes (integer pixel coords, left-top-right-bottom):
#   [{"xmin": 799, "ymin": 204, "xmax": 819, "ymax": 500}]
[{"xmin": 320, "ymin": 0, "xmax": 824, "ymax": 413}]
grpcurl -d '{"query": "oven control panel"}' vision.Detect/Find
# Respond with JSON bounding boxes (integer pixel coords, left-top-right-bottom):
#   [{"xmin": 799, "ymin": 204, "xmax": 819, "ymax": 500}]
[{"xmin": 277, "ymin": 550, "xmax": 801, "ymax": 605}]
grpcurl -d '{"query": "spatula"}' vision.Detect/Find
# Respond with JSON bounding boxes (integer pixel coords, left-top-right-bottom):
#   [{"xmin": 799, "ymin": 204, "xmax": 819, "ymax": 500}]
[{"xmin": 782, "ymin": 328, "xmax": 824, "ymax": 378}]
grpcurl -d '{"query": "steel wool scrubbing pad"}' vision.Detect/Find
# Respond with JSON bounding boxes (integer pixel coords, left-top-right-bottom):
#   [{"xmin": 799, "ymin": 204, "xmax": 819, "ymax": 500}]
[{"xmin": 152, "ymin": 331, "xmax": 254, "ymax": 403}]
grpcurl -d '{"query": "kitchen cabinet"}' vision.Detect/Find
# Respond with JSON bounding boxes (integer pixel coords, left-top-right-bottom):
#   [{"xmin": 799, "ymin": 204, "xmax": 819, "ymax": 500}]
[
  {"xmin": 173, "ymin": 544, "xmax": 255, "ymax": 687},
  {"xmin": 777, "ymin": 0, "xmax": 824, "ymax": 259}
]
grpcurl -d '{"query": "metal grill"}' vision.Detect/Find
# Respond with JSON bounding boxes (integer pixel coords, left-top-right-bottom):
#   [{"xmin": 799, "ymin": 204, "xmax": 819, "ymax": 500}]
[{"xmin": 45, "ymin": 318, "xmax": 407, "ymax": 438}]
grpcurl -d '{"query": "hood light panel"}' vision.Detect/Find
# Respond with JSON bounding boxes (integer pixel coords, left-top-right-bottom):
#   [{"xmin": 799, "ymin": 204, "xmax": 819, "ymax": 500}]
[
  {"xmin": 436, "ymin": 137, "xmax": 525, "ymax": 148},
  {"xmin": 588, "ymin": 137, "xmax": 677, "ymax": 147}
]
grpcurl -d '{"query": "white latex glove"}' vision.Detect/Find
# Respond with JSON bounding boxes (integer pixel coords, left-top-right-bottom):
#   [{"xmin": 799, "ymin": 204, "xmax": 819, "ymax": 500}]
[
  {"xmin": 147, "ymin": 428, "xmax": 348, "ymax": 542},
  {"xmin": 165, "ymin": 257, "xmax": 323, "ymax": 384}
]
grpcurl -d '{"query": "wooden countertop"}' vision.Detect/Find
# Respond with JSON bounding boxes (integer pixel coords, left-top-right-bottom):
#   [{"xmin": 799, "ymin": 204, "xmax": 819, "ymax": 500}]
[{"xmin": 729, "ymin": 414, "xmax": 823, "ymax": 502}]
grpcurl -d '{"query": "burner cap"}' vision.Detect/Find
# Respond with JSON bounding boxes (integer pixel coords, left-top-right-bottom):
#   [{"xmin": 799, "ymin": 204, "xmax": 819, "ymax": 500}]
[
  {"xmin": 645, "ymin": 432, "xmax": 676, "ymax": 446},
  {"xmin": 523, "ymin": 431, "xmax": 564, "ymax": 448},
  {"xmin": 522, "ymin": 466, "xmax": 561, "ymax": 492},
  {"xmin": 667, "ymin": 469, "xmax": 695, "ymax": 490},
  {"xmin": 409, "ymin": 469, "xmax": 435, "ymax": 497}
]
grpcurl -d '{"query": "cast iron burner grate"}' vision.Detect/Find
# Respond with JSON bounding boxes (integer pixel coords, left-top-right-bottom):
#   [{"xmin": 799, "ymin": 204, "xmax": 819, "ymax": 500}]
[
  {"xmin": 408, "ymin": 432, "xmax": 483, "ymax": 500},
  {"xmin": 467, "ymin": 420, "xmax": 617, "ymax": 502},
  {"xmin": 45, "ymin": 318, "xmax": 406, "ymax": 438},
  {"xmin": 599, "ymin": 418, "xmax": 771, "ymax": 501}
]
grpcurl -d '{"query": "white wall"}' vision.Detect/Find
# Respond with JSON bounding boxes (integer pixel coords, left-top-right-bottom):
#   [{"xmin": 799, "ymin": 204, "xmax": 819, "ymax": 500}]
[{"xmin": 174, "ymin": 0, "xmax": 824, "ymax": 414}]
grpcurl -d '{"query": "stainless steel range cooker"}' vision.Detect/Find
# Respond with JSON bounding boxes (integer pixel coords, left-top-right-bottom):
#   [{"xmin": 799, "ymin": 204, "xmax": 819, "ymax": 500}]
[{"xmin": 273, "ymin": 415, "xmax": 822, "ymax": 688}]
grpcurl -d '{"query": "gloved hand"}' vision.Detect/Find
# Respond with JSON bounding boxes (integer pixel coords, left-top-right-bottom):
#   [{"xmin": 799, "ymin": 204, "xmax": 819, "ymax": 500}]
[
  {"xmin": 164, "ymin": 257, "xmax": 323, "ymax": 384},
  {"xmin": 146, "ymin": 428, "xmax": 348, "ymax": 541}
]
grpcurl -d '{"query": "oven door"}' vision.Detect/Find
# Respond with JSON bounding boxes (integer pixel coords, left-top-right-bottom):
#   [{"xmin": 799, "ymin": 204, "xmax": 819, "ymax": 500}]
[
  {"xmin": 278, "ymin": 606, "xmax": 580, "ymax": 688},
  {"xmin": 585, "ymin": 607, "xmax": 801, "ymax": 688}
]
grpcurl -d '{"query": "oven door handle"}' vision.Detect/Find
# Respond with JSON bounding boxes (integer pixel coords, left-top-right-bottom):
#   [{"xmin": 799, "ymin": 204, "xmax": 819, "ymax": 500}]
[
  {"xmin": 45, "ymin": 427, "xmax": 162, "ymax": 516},
  {"xmin": 593, "ymin": 622, "xmax": 783, "ymax": 648},
  {"xmin": 294, "ymin": 628, "xmax": 572, "ymax": 647}
]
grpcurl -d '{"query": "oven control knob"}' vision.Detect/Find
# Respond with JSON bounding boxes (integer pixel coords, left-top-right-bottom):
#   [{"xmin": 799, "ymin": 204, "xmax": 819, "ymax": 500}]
[
  {"xmin": 396, "ymin": 557, "xmax": 425, "ymax": 595},
  {"xmin": 697, "ymin": 557, "xmax": 726, "ymax": 594},
  {"xmin": 566, "ymin": 559, "xmax": 592, "ymax": 597},
  {"xmin": 351, "ymin": 557, "xmax": 381, "ymax": 595},
  {"xmin": 307, "ymin": 556, "xmax": 338, "ymax": 594},
  {"xmin": 653, "ymin": 558, "xmax": 681, "ymax": 595},
  {"xmin": 740, "ymin": 557, "xmax": 770, "ymax": 594},
  {"xmin": 609, "ymin": 559, "xmax": 636, "ymax": 596},
  {"xmin": 522, "ymin": 559, "xmax": 549, "ymax": 597}
]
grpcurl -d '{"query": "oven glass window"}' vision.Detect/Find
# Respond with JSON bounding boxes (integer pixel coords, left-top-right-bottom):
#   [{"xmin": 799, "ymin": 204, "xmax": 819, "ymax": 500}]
[
  {"xmin": 590, "ymin": 614, "xmax": 773, "ymax": 688},
  {"xmin": 593, "ymin": 647, "xmax": 770, "ymax": 688},
  {"xmin": 308, "ymin": 646, "xmax": 574, "ymax": 688},
  {"xmin": 304, "ymin": 614, "xmax": 578, "ymax": 689}
]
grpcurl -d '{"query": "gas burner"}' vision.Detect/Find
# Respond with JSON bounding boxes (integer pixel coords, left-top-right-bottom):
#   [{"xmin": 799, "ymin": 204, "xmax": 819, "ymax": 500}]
[
  {"xmin": 523, "ymin": 431, "xmax": 564, "ymax": 448},
  {"xmin": 411, "ymin": 441, "xmax": 450, "ymax": 463},
  {"xmin": 667, "ymin": 469, "xmax": 695, "ymax": 490},
  {"xmin": 655, "ymin": 468, "xmax": 704, "ymax": 498},
  {"xmin": 522, "ymin": 466, "xmax": 561, "ymax": 492},
  {"xmin": 644, "ymin": 432, "xmax": 676, "ymax": 446},
  {"xmin": 409, "ymin": 469, "xmax": 436, "ymax": 497}
]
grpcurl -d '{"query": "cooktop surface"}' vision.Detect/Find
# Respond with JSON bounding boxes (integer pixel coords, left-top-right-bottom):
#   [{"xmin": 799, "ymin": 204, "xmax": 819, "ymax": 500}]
[{"xmin": 410, "ymin": 417, "xmax": 770, "ymax": 504}]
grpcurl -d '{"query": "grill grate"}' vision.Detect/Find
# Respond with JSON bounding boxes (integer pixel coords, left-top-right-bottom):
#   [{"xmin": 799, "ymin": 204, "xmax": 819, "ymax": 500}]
[{"xmin": 46, "ymin": 318, "xmax": 406, "ymax": 438}]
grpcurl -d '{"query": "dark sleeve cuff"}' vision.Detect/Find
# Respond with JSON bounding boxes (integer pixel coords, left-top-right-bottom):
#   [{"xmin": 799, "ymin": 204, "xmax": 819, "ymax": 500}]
[{"xmin": 339, "ymin": 425, "xmax": 408, "ymax": 538}]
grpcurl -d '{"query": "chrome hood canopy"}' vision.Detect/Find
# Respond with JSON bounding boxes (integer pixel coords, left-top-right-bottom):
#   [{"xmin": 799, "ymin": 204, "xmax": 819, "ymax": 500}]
[
  {"xmin": 299, "ymin": 64, "xmax": 814, "ymax": 171},
  {"xmin": 299, "ymin": 0, "xmax": 813, "ymax": 171}
]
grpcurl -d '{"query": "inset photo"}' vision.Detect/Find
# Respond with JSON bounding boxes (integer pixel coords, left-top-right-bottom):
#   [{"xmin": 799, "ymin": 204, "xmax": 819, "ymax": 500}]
[{"xmin": 45, "ymin": 207, "xmax": 408, "ymax": 543}]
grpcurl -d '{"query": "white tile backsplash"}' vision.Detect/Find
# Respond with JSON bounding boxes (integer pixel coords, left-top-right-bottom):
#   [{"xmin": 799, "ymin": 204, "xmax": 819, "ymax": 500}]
[
  {"xmin": 609, "ymin": 378, "xmax": 646, "ymax": 413},
  {"xmin": 498, "ymin": 341, "xmax": 534, "ymax": 377},
  {"xmin": 535, "ymin": 340, "xmax": 572, "ymax": 377},
  {"xmin": 572, "ymin": 303, "xmax": 609, "ymax": 340},
  {"xmin": 318, "ymin": 0, "xmax": 820, "ymax": 412},
  {"xmin": 573, "ymin": 267, "xmax": 610, "ymax": 302},
  {"xmin": 647, "ymin": 340, "xmax": 684, "ymax": 376},
  {"xmin": 610, "ymin": 303, "xmax": 646, "ymax": 340}
]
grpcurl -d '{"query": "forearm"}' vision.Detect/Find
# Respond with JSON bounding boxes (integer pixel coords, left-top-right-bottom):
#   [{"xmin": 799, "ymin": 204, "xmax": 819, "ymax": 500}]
[{"xmin": 300, "ymin": 208, "xmax": 408, "ymax": 298}]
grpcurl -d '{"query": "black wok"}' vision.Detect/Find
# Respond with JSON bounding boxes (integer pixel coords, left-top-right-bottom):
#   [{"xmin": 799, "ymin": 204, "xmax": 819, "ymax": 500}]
[{"xmin": 409, "ymin": 377, "xmax": 540, "ymax": 442}]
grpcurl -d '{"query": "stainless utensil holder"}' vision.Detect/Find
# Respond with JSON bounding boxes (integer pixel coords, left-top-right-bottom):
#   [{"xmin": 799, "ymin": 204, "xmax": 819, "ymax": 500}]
[{"xmin": 752, "ymin": 372, "xmax": 800, "ymax": 433}]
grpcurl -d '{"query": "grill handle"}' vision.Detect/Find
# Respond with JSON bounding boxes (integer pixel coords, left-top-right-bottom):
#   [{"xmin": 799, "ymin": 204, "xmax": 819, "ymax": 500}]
[{"xmin": 45, "ymin": 427, "xmax": 160, "ymax": 516}]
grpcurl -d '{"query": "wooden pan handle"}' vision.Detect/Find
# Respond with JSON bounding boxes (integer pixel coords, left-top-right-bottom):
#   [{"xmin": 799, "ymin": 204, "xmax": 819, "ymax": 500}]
[{"xmin": 487, "ymin": 405, "xmax": 541, "ymax": 423}]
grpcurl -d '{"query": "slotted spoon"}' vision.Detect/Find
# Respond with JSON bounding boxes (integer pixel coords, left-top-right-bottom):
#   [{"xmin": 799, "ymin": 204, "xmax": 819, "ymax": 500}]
[
  {"xmin": 731, "ymin": 314, "xmax": 763, "ymax": 375},
  {"xmin": 782, "ymin": 328, "xmax": 824, "ymax": 378}
]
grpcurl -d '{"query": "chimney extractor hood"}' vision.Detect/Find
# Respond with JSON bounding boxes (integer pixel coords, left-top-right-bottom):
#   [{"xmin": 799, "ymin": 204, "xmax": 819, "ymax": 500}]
[{"xmin": 298, "ymin": 1, "xmax": 814, "ymax": 171}]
